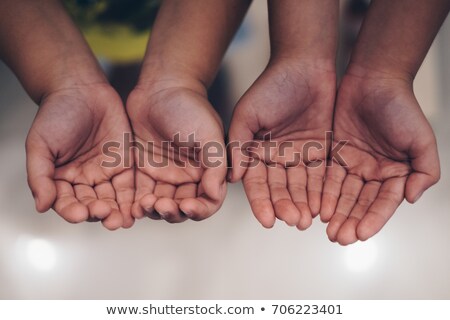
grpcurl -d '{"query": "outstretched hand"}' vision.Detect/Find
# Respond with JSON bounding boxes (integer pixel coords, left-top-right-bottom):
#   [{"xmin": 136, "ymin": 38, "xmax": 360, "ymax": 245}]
[
  {"xmin": 228, "ymin": 60, "xmax": 336, "ymax": 229},
  {"xmin": 127, "ymin": 80, "xmax": 227, "ymax": 223},
  {"xmin": 26, "ymin": 83, "xmax": 135, "ymax": 230},
  {"xmin": 321, "ymin": 71, "xmax": 440, "ymax": 245}
]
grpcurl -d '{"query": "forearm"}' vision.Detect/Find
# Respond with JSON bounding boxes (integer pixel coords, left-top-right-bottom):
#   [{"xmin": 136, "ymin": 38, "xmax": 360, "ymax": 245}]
[
  {"xmin": 0, "ymin": 0, "xmax": 106, "ymax": 103},
  {"xmin": 268, "ymin": 0, "xmax": 339, "ymax": 69},
  {"xmin": 138, "ymin": 0, "xmax": 252, "ymax": 89},
  {"xmin": 348, "ymin": 0, "xmax": 450, "ymax": 80}
]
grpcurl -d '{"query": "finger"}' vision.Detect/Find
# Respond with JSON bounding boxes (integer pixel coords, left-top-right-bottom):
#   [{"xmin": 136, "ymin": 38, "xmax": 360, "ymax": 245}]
[
  {"xmin": 154, "ymin": 198, "xmax": 186, "ymax": 223},
  {"xmin": 131, "ymin": 201, "xmax": 145, "ymax": 220},
  {"xmin": 154, "ymin": 181, "xmax": 176, "ymax": 199},
  {"xmin": 174, "ymin": 183, "xmax": 197, "ymax": 201},
  {"xmin": 194, "ymin": 164, "xmax": 227, "ymax": 219},
  {"xmin": 336, "ymin": 181, "xmax": 381, "ymax": 246},
  {"xmin": 102, "ymin": 208, "xmax": 123, "ymax": 231},
  {"xmin": 200, "ymin": 138, "xmax": 227, "ymax": 200},
  {"xmin": 326, "ymin": 174, "xmax": 364, "ymax": 242},
  {"xmin": 267, "ymin": 165, "xmax": 300, "ymax": 226},
  {"xmin": 94, "ymin": 182, "xmax": 116, "ymax": 206},
  {"xmin": 320, "ymin": 163, "xmax": 346, "ymax": 222},
  {"xmin": 179, "ymin": 180, "xmax": 226, "ymax": 221},
  {"xmin": 133, "ymin": 170, "xmax": 157, "ymax": 219},
  {"xmin": 357, "ymin": 177, "xmax": 406, "ymax": 241},
  {"xmin": 140, "ymin": 194, "xmax": 159, "ymax": 220},
  {"xmin": 268, "ymin": 164, "xmax": 300, "ymax": 227},
  {"xmin": 53, "ymin": 180, "xmax": 88, "ymax": 223},
  {"xmin": 159, "ymin": 183, "xmax": 198, "ymax": 223},
  {"xmin": 200, "ymin": 167, "xmax": 226, "ymax": 204},
  {"xmin": 227, "ymin": 102, "xmax": 257, "ymax": 183},
  {"xmin": 405, "ymin": 138, "xmax": 440, "ymax": 203},
  {"xmin": 154, "ymin": 183, "xmax": 195, "ymax": 223},
  {"xmin": 174, "ymin": 183, "xmax": 197, "ymax": 222},
  {"xmin": 154, "ymin": 182, "xmax": 177, "ymax": 221},
  {"xmin": 112, "ymin": 169, "xmax": 135, "ymax": 228},
  {"xmin": 287, "ymin": 166, "xmax": 312, "ymax": 230},
  {"xmin": 141, "ymin": 145, "xmax": 202, "ymax": 186},
  {"xmin": 306, "ymin": 160, "xmax": 326, "ymax": 217},
  {"xmin": 335, "ymin": 174, "xmax": 364, "ymax": 217},
  {"xmin": 242, "ymin": 160, "xmax": 275, "ymax": 228},
  {"xmin": 26, "ymin": 140, "xmax": 56, "ymax": 212},
  {"xmin": 74, "ymin": 184, "xmax": 110, "ymax": 220},
  {"xmin": 94, "ymin": 182, "xmax": 123, "ymax": 231}
]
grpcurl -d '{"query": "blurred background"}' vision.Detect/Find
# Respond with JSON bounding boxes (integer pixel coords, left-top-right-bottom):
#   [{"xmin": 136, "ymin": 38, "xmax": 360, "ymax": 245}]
[{"xmin": 0, "ymin": 0, "xmax": 449, "ymax": 299}]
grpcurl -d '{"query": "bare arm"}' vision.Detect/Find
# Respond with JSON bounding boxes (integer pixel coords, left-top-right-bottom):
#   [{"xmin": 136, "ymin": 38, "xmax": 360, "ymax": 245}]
[
  {"xmin": 321, "ymin": 0, "xmax": 449, "ymax": 244},
  {"xmin": 0, "ymin": 0, "xmax": 106, "ymax": 103},
  {"xmin": 127, "ymin": 0, "xmax": 251, "ymax": 223},
  {"xmin": 0, "ymin": 1, "xmax": 135, "ymax": 229},
  {"xmin": 348, "ymin": 0, "xmax": 450, "ymax": 80},
  {"xmin": 137, "ymin": 0, "xmax": 252, "ymax": 89},
  {"xmin": 268, "ymin": 0, "xmax": 339, "ymax": 67}
]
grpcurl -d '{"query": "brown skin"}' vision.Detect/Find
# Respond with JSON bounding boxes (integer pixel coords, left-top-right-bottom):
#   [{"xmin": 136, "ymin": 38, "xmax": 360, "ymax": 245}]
[
  {"xmin": 322, "ymin": 69, "xmax": 440, "ymax": 245},
  {"xmin": 27, "ymin": 84, "xmax": 135, "ymax": 229},
  {"xmin": 127, "ymin": 81, "xmax": 227, "ymax": 223},
  {"xmin": 127, "ymin": 0, "xmax": 251, "ymax": 222},
  {"xmin": 2, "ymin": 0, "xmax": 447, "ymax": 237},
  {"xmin": 228, "ymin": 60, "xmax": 336, "ymax": 230},
  {"xmin": 0, "ymin": 0, "xmax": 134, "ymax": 229},
  {"xmin": 320, "ymin": 0, "xmax": 449, "ymax": 245},
  {"xmin": 228, "ymin": 0, "xmax": 339, "ymax": 229}
]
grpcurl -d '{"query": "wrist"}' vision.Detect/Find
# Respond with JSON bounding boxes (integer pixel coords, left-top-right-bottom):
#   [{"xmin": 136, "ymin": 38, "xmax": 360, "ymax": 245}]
[
  {"xmin": 127, "ymin": 68, "xmax": 216, "ymax": 123},
  {"xmin": 343, "ymin": 62, "xmax": 414, "ymax": 89},
  {"xmin": 339, "ymin": 63, "xmax": 415, "ymax": 112},
  {"xmin": 135, "ymin": 64, "xmax": 208, "ymax": 97},
  {"xmin": 346, "ymin": 59, "xmax": 415, "ymax": 84},
  {"xmin": 38, "ymin": 54, "xmax": 108, "ymax": 102},
  {"xmin": 270, "ymin": 46, "xmax": 337, "ymax": 71},
  {"xmin": 138, "ymin": 55, "xmax": 214, "ymax": 92},
  {"xmin": 268, "ymin": 55, "xmax": 337, "ymax": 81}
]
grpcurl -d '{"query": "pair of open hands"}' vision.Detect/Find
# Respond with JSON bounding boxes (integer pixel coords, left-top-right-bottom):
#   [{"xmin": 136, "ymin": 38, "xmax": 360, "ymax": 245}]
[
  {"xmin": 26, "ymin": 59, "xmax": 440, "ymax": 244},
  {"xmin": 229, "ymin": 60, "xmax": 440, "ymax": 244},
  {"xmin": 26, "ymin": 75, "xmax": 227, "ymax": 231}
]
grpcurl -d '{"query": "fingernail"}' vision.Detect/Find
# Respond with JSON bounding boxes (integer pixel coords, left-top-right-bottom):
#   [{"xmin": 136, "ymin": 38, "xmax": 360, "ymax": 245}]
[
  {"xmin": 183, "ymin": 210, "xmax": 191, "ymax": 217},
  {"xmin": 182, "ymin": 210, "xmax": 193, "ymax": 219},
  {"xmin": 158, "ymin": 212, "xmax": 168, "ymax": 219},
  {"xmin": 413, "ymin": 191, "xmax": 424, "ymax": 203},
  {"xmin": 34, "ymin": 197, "xmax": 41, "ymax": 211}
]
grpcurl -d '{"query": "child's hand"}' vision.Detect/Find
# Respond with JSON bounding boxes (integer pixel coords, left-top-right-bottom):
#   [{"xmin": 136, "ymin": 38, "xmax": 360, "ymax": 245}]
[
  {"xmin": 321, "ymin": 69, "xmax": 440, "ymax": 245},
  {"xmin": 228, "ymin": 59, "xmax": 336, "ymax": 229},
  {"xmin": 127, "ymin": 80, "xmax": 227, "ymax": 223},
  {"xmin": 26, "ymin": 83, "xmax": 135, "ymax": 230}
]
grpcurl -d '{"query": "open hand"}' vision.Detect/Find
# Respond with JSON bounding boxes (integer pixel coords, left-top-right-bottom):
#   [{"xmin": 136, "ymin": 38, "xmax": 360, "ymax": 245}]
[
  {"xmin": 228, "ymin": 60, "xmax": 336, "ymax": 229},
  {"xmin": 321, "ymin": 70, "xmax": 440, "ymax": 245},
  {"xmin": 127, "ymin": 80, "xmax": 227, "ymax": 223},
  {"xmin": 26, "ymin": 83, "xmax": 135, "ymax": 230}
]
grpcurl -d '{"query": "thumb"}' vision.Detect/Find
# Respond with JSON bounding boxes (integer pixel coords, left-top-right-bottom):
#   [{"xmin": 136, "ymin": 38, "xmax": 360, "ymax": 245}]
[
  {"xmin": 405, "ymin": 137, "xmax": 440, "ymax": 203},
  {"xmin": 26, "ymin": 138, "xmax": 57, "ymax": 212},
  {"xmin": 227, "ymin": 107, "xmax": 256, "ymax": 183},
  {"xmin": 199, "ymin": 139, "xmax": 227, "ymax": 201}
]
